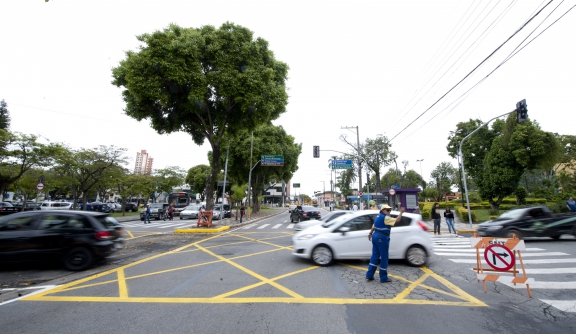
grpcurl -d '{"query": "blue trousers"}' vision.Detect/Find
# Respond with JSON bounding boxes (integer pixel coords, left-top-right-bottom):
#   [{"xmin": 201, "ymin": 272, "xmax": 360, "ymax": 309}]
[
  {"xmin": 366, "ymin": 233, "xmax": 390, "ymax": 282},
  {"xmin": 145, "ymin": 213, "xmax": 151, "ymax": 223},
  {"xmin": 446, "ymin": 218, "xmax": 456, "ymax": 233}
]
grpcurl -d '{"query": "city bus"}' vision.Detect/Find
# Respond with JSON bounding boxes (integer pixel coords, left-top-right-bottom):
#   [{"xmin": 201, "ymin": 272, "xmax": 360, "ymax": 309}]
[{"xmin": 167, "ymin": 192, "xmax": 193, "ymax": 216}]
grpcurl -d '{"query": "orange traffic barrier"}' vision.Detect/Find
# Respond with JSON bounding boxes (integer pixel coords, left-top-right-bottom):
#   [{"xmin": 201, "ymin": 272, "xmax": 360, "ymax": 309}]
[
  {"xmin": 470, "ymin": 234, "xmax": 533, "ymax": 297},
  {"xmin": 197, "ymin": 210, "xmax": 213, "ymax": 228}
]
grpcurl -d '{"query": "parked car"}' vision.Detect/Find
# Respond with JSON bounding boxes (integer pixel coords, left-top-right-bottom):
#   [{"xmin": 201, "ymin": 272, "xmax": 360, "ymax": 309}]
[
  {"xmin": 214, "ymin": 204, "xmax": 231, "ymax": 218},
  {"xmin": 180, "ymin": 205, "xmax": 202, "ymax": 220},
  {"xmin": 40, "ymin": 201, "xmax": 73, "ymax": 210},
  {"xmin": 477, "ymin": 206, "xmax": 576, "ymax": 239},
  {"xmin": 294, "ymin": 211, "xmax": 354, "ymax": 232},
  {"xmin": 12, "ymin": 202, "xmax": 36, "ymax": 212},
  {"xmin": 212, "ymin": 205, "xmax": 224, "ymax": 220},
  {"xmin": 0, "ymin": 211, "xmax": 124, "ymax": 271},
  {"xmin": 124, "ymin": 203, "xmax": 138, "ymax": 212},
  {"xmin": 139, "ymin": 203, "xmax": 169, "ymax": 221},
  {"xmin": 292, "ymin": 210, "xmax": 432, "ymax": 267},
  {"xmin": 290, "ymin": 205, "xmax": 321, "ymax": 223},
  {"xmin": 0, "ymin": 202, "xmax": 18, "ymax": 216},
  {"xmin": 100, "ymin": 204, "xmax": 115, "ymax": 214},
  {"xmin": 105, "ymin": 202, "xmax": 122, "ymax": 212},
  {"xmin": 85, "ymin": 202, "xmax": 106, "ymax": 212}
]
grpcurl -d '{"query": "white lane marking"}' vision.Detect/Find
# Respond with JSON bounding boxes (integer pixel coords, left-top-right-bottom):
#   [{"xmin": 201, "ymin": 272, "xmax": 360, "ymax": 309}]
[
  {"xmin": 286, "ymin": 224, "xmax": 294, "ymax": 229},
  {"xmin": 432, "ymin": 247, "xmax": 545, "ymax": 252},
  {"xmin": 272, "ymin": 224, "xmax": 282, "ymax": 229},
  {"xmin": 435, "ymin": 252, "xmax": 568, "ymax": 257},
  {"xmin": 257, "ymin": 224, "xmax": 270, "ymax": 229},
  {"xmin": 469, "ymin": 267, "xmax": 576, "ymax": 274},
  {"xmin": 452, "ymin": 258, "xmax": 576, "ymax": 264},
  {"xmin": 241, "ymin": 224, "xmax": 256, "ymax": 229},
  {"xmin": 539, "ymin": 300, "xmax": 576, "ymax": 312},
  {"xmin": 504, "ymin": 282, "xmax": 576, "ymax": 289},
  {"xmin": 0, "ymin": 285, "xmax": 59, "ymax": 307}
]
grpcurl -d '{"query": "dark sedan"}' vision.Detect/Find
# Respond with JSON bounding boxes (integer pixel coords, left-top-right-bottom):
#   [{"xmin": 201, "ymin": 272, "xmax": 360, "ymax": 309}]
[
  {"xmin": 124, "ymin": 203, "xmax": 138, "ymax": 212},
  {"xmin": 0, "ymin": 211, "xmax": 124, "ymax": 271},
  {"xmin": 290, "ymin": 205, "xmax": 321, "ymax": 223},
  {"xmin": 0, "ymin": 202, "xmax": 18, "ymax": 215}
]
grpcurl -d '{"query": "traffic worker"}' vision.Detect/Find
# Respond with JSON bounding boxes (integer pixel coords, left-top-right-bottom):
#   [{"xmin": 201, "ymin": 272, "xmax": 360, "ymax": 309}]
[{"xmin": 366, "ymin": 204, "xmax": 405, "ymax": 283}]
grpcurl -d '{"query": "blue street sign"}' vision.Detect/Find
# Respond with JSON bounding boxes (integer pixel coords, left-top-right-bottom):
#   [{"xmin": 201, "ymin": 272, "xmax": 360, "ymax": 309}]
[
  {"xmin": 331, "ymin": 159, "xmax": 353, "ymax": 169},
  {"xmin": 261, "ymin": 155, "xmax": 284, "ymax": 166}
]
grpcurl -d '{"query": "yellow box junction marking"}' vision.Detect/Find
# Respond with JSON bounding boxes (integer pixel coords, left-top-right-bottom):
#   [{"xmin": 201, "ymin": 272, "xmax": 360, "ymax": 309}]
[{"xmin": 22, "ymin": 231, "xmax": 486, "ymax": 307}]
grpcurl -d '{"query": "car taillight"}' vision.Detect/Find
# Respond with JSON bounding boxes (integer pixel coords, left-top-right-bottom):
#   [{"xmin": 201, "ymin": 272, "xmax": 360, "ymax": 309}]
[
  {"xmin": 302, "ymin": 212, "xmax": 307, "ymax": 216},
  {"xmin": 95, "ymin": 231, "xmax": 113, "ymax": 240},
  {"xmin": 417, "ymin": 222, "xmax": 429, "ymax": 232}
]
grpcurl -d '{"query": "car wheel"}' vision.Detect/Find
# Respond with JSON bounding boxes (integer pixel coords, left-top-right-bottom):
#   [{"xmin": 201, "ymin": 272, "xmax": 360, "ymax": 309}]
[
  {"xmin": 180, "ymin": 216, "xmax": 183, "ymax": 220},
  {"xmin": 140, "ymin": 218, "xmax": 144, "ymax": 221},
  {"xmin": 63, "ymin": 247, "xmax": 94, "ymax": 271},
  {"xmin": 506, "ymin": 229, "xmax": 523, "ymax": 239},
  {"xmin": 290, "ymin": 215, "xmax": 294, "ymax": 223},
  {"xmin": 405, "ymin": 245, "xmax": 427, "ymax": 267},
  {"xmin": 311, "ymin": 245, "xmax": 333, "ymax": 266},
  {"xmin": 551, "ymin": 235, "xmax": 561, "ymax": 240}
]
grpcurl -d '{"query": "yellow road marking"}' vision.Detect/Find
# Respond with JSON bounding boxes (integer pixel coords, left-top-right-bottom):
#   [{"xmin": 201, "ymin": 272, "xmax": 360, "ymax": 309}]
[
  {"xmin": 126, "ymin": 231, "xmax": 134, "ymax": 239},
  {"xmin": 23, "ymin": 230, "xmax": 487, "ymax": 307}
]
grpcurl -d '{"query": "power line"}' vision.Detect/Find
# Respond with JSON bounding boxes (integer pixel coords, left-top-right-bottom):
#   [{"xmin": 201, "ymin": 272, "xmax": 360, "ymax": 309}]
[{"xmin": 389, "ymin": 0, "xmax": 554, "ymax": 142}]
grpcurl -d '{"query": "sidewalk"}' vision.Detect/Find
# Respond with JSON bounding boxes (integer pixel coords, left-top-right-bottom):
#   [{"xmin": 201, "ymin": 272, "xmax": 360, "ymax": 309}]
[{"xmin": 423, "ymin": 208, "xmax": 478, "ymax": 234}]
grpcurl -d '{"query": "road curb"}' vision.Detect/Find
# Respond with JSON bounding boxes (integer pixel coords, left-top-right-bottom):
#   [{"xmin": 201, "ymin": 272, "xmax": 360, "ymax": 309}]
[{"xmin": 174, "ymin": 226, "xmax": 230, "ymax": 233}]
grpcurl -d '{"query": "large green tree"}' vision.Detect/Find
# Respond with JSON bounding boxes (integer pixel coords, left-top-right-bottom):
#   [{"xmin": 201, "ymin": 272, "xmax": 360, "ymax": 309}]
[
  {"xmin": 0, "ymin": 100, "xmax": 10, "ymax": 132},
  {"xmin": 448, "ymin": 115, "xmax": 561, "ymax": 209},
  {"xmin": 185, "ymin": 164, "xmax": 212, "ymax": 200},
  {"xmin": 359, "ymin": 134, "xmax": 393, "ymax": 192},
  {"xmin": 112, "ymin": 23, "xmax": 289, "ymax": 210},
  {"xmin": 430, "ymin": 162, "xmax": 457, "ymax": 198},
  {"xmin": 225, "ymin": 123, "xmax": 301, "ymax": 213}
]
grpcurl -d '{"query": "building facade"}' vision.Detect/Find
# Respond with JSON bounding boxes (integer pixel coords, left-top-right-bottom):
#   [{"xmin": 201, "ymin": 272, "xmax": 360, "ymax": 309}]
[{"xmin": 134, "ymin": 149, "xmax": 153, "ymax": 175}]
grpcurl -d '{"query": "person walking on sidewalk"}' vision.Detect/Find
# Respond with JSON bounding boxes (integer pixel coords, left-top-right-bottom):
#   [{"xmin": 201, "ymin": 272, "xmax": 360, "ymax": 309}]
[
  {"xmin": 240, "ymin": 204, "xmax": 245, "ymax": 223},
  {"xmin": 444, "ymin": 207, "xmax": 457, "ymax": 235},
  {"xmin": 431, "ymin": 202, "xmax": 441, "ymax": 235}
]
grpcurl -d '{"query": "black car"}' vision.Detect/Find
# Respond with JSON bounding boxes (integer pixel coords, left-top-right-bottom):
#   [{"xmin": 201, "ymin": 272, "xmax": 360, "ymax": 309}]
[
  {"xmin": 0, "ymin": 202, "xmax": 18, "ymax": 216},
  {"xmin": 0, "ymin": 211, "xmax": 124, "ymax": 271},
  {"xmin": 215, "ymin": 204, "xmax": 232, "ymax": 218},
  {"xmin": 290, "ymin": 205, "xmax": 321, "ymax": 223},
  {"xmin": 124, "ymin": 203, "xmax": 138, "ymax": 212},
  {"xmin": 477, "ymin": 206, "xmax": 576, "ymax": 239}
]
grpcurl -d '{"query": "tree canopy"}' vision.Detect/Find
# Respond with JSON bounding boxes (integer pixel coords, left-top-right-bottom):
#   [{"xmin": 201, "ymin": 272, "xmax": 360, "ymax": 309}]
[{"xmin": 112, "ymin": 22, "xmax": 289, "ymax": 209}]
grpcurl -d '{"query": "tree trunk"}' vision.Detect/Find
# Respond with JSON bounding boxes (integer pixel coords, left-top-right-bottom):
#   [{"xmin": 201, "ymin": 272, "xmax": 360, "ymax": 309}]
[
  {"xmin": 488, "ymin": 195, "xmax": 505, "ymax": 210},
  {"xmin": 205, "ymin": 143, "xmax": 221, "ymax": 210}
]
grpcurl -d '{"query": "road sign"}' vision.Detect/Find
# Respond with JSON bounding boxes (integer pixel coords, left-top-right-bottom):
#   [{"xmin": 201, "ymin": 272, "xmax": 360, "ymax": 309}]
[
  {"xmin": 359, "ymin": 191, "xmax": 363, "ymax": 197},
  {"xmin": 36, "ymin": 183, "xmax": 44, "ymax": 191},
  {"xmin": 389, "ymin": 188, "xmax": 396, "ymax": 196},
  {"xmin": 261, "ymin": 155, "xmax": 284, "ymax": 166},
  {"xmin": 331, "ymin": 159, "xmax": 353, "ymax": 169},
  {"xmin": 484, "ymin": 244, "xmax": 515, "ymax": 271},
  {"xmin": 293, "ymin": 183, "xmax": 300, "ymax": 188},
  {"xmin": 313, "ymin": 146, "xmax": 320, "ymax": 158}
]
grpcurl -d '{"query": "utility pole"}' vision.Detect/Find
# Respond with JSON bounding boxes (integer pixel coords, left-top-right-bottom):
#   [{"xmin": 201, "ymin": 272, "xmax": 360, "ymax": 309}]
[
  {"xmin": 247, "ymin": 132, "xmax": 254, "ymax": 218},
  {"xmin": 222, "ymin": 141, "xmax": 230, "ymax": 208},
  {"xmin": 341, "ymin": 126, "xmax": 362, "ymax": 210}
]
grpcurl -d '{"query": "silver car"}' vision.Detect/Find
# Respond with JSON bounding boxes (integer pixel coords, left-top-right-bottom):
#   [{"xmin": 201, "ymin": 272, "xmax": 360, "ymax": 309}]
[
  {"xmin": 180, "ymin": 205, "xmax": 202, "ymax": 220},
  {"xmin": 294, "ymin": 211, "xmax": 353, "ymax": 231}
]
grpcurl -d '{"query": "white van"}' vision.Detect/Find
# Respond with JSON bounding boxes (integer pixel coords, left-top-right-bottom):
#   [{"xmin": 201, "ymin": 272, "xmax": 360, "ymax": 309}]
[{"xmin": 40, "ymin": 201, "xmax": 73, "ymax": 210}]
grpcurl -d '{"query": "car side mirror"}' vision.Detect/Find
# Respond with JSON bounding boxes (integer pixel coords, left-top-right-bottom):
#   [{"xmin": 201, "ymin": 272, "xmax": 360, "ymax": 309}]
[{"xmin": 339, "ymin": 226, "xmax": 350, "ymax": 235}]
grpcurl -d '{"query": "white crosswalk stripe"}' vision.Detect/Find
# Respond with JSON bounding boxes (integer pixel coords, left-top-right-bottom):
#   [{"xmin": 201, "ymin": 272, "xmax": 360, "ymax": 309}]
[
  {"xmin": 257, "ymin": 224, "xmax": 270, "ymax": 229},
  {"xmin": 272, "ymin": 224, "xmax": 282, "ymax": 229},
  {"xmin": 432, "ymin": 236, "xmax": 576, "ymax": 313}
]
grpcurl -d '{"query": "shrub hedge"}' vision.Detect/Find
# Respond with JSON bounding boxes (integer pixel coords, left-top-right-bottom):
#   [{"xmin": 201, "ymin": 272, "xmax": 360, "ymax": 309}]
[{"xmin": 456, "ymin": 206, "xmax": 478, "ymax": 222}]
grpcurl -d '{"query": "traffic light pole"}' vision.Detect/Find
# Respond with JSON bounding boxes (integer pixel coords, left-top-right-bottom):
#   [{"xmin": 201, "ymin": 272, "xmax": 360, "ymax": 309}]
[{"xmin": 459, "ymin": 110, "xmax": 516, "ymax": 228}]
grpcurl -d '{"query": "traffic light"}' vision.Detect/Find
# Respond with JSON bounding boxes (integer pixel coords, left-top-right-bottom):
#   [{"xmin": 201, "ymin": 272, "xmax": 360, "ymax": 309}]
[
  {"xmin": 516, "ymin": 99, "xmax": 528, "ymax": 123},
  {"xmin": 313, "ymin": 145, "xmax": 320, "ymax": 158}
]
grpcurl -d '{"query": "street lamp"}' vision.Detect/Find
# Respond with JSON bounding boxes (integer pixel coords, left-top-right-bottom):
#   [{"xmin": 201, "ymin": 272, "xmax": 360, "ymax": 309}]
[{"xmin": 416, "ymin": 159, "xmax": 424, "ymax": 178}]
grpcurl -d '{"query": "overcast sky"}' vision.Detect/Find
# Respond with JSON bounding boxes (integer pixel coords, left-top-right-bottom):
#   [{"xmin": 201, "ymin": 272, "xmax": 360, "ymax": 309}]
[{"xmin": 2, "ymin": 0, "xmax": 575, "ymax": 198}]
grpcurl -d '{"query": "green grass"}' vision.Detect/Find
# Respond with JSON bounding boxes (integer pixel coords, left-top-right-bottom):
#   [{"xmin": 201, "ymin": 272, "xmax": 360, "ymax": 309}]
[
  {"xmin": 110, "ymin": 211, "xmax": 140, "ymax": 218},
  {"xmin": 473, "ymin": 209, "xmax": 504, "ymax": 222}
]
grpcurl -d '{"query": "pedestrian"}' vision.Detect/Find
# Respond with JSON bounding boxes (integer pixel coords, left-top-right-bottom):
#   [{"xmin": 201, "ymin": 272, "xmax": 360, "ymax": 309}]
[
  {"xmin": 240, "ymin": 204, "xmax": 245, "ymax": 223},
  {"xmin": 413, "ymin": 206, "xmax": 421, "ymax": 215},
  {"xmin": 168, "ymin": 204, "xmax": 174, "ymax": 220},
  {"xmin": 330, "ymin": 202, "xmax": 334, "ymax": 212},
  {"xmin": 567, "ymin": 196, "xmax": 576, "ymax": 212},
  {"xmin": 366, "ymin": 204, "xmax": 405, "ymax": 283},
  {"xmin": 144, "ymin": 204, "xmax": 151, "ymax": 224},
  {"xmin": 444, "ymin": 207, "xmax": 457, "ymax": 235},
  {"xmin": 352, "ymin": 203, "xmax": 358, "ymax": 211},
  {"xmin": 431, "ymin": 202, "xmax": 441, "ymax": 235}
]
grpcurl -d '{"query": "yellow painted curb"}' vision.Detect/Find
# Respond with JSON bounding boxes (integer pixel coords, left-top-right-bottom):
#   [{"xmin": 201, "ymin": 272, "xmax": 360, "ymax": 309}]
[
  {"xmin": 174, "ymin": 226, "xmax": 230, "ymax": 233},
  {"xmin": 456, "ymin": 230, "xmax": 476, "ymax": 233}
]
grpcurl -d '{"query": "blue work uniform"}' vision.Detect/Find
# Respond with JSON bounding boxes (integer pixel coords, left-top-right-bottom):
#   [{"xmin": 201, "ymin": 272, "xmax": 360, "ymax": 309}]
[
  {"xmin": 366, "ymin": 212, "xmax": 394, "ymax": 282},
  {"xmin": 145, "ymin": 206, "xmax": 151, "ymax": 223}
]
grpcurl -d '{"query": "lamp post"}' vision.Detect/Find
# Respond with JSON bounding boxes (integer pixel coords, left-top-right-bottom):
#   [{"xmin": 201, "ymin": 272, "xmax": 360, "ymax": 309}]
[
  {"xmin": 320, "ymin": 181, "xmax": 325, "ymax": 207},
  {"xmin": 416, "ymin": 159, "xmax": 424, "ymax": 178},
  {"xmin": 341, "ymin": 126, "xmax": 362, "ymax": 211}
]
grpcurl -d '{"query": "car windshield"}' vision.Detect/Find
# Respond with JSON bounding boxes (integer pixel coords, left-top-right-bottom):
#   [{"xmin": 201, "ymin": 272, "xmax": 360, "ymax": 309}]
[
  {"xmin": 186, "ymin": 205, "xmax": 200, "ymax": 210},
  {"xmin": 97, "ymin": 216, "xmax": 120, "ymax": 228},
  {"xmin": 497, "ymin": 209, "xmax": 526, "ymax": 220},
  {"xmin": 322, "ymin": 214, "xmax": 351, "ymax": 228},
  {"xmin": 302, "ymin": 206, "xmax": 316, "ymax": 211}
]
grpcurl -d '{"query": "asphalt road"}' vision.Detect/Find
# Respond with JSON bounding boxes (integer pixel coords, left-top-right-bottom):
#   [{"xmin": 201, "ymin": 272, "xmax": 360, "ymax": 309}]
[{"xmin": 1, "ymin": 211, "xmax": 575, "ymax": 333}]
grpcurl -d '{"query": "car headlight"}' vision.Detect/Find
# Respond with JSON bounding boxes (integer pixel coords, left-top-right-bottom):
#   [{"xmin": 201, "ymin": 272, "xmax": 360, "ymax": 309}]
[
  {"xmin": 297, "ymin": 234, "xmax": 317, "ymax": 240},
  {"xmin": 484, "ymin": 225, "xmax": 503, "ymax": 230}
]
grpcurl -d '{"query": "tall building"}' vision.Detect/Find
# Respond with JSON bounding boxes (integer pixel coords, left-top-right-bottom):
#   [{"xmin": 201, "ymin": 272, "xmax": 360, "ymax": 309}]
[{"xmin": 134, "ymin": 150, "xmax": 154, "ymax": 175}]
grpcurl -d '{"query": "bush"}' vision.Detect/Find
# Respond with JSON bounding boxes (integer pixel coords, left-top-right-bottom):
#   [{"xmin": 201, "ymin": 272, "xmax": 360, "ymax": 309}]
[
  {"xmin": 421, "ymin": 202, "xmax": 434, "ymax": 219},
  {"xmin": 515, "ymin": 186, "xmax": 528, "ymax": 205},
  {"xmin": 456, "ymin": 206, "xmax": 477, "ymax": 222}
]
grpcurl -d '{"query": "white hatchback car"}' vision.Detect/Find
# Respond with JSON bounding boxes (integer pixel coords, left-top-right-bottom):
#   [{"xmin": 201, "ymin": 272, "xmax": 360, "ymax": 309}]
[{"xmin": 292, "ymin": 210, "xmax": 433, "ymax": 267}]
